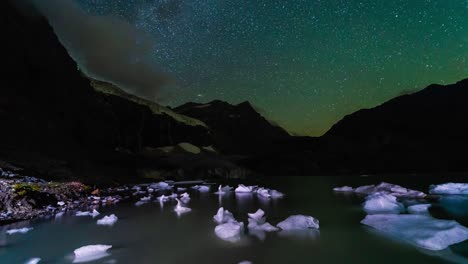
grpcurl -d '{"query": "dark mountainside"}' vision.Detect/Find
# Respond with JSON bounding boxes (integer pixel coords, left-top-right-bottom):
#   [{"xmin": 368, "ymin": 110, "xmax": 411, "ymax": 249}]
[
  {"xmin": 174, "ymin": 100, "xmax": 291, "ymax": 155},
  {"xmin": 1, "ymin": 1, "xmax": 231, "ymax": 183},
  {"xmin": 248, "ymin": 79, "xmax": 468, "ymax": 175}
]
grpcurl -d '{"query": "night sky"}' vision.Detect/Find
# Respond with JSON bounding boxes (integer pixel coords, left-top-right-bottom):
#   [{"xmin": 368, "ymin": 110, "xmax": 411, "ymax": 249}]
[{"xmin": 59, "ymin": 0, "xmax": 467, "ymax": 135}]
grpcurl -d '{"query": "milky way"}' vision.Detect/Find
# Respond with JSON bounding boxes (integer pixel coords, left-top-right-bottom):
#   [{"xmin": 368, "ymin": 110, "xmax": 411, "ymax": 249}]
[{"xmin": 72, "ymin": 0, "xmax": 467, "ymax": 135}]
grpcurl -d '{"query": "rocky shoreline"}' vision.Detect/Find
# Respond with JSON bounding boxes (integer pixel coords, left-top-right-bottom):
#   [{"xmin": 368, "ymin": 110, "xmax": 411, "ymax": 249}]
[{"xmin": 0, "ymin": 167, "xmax": 128, "ymax": 225}]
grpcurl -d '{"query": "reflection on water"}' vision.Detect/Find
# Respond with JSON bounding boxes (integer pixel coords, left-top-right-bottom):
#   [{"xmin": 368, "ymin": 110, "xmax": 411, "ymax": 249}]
[{"xmin": 0, "ymin": 176, "xmax": 467, "ymax": 264}]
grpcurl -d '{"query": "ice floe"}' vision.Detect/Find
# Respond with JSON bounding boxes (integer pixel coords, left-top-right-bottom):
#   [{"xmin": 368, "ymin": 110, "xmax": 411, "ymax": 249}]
[
  {"xmin": 180, "ymin": 192, "xmax": 190, "ymax": 203},
  {"xmin": 174, "ymin": 198, "xmax": 191, "ymax": 215},
  {"xmin": 269, "ymin": 189, "xmax": 284, "ymax": 199},
  {"xmin": 157, "ymin": 195, "xmax": 169, "ymax": 203},
  {"xmin": 247, "ymin": 209, "xmax": 266, "ymax": 224},
  {"xmin": 76, "ymin": 209, "xmax": 100, "ymax": 218},
  {"xmin": 25, "ymin": 258, "xmax": 41, "ymax": 264},
  {"xmin": 363, "ymin": 193, "xmax": 404, "ymax": 214},
  {"xmin": 6, "ymin": 227, "xmax": 33, "ymax": 235},
  {"xmin": 429, "ymin": 183, "xmax": 468, "ymax": 195},
  {"xmin": 407, "ymin": 204, "xmax": 431, "ymax": 215},
  {"xmin": 150, "ymin": 182, "xmax": 172, "ymax": 191},
  {"xmin": 97, "ymin": 214, "xmax": 118, "ymax": 226},
  {"xmin": 247, "ymin": 209, "xmax": 278, "ymax": 235},
  {"xmin": 277, "ymin": 215, "xmax": 320, "ymax": 230},
  {"xmin": 238, "ymin": 261, "xmax": 253, "ymax": 264},
  {"xmin": 140, "ymin": 196, "xmax": 152, "ymax": 202},
  {"xmin": 248, "ymin": 218, "xmax": 279, "ymax": 232},
  {"xmin": 214, "ymin": 221, "xmax": 244, "ymax": 242},
  {"xmin": 349, "ymin": 182, "xmax": 426, "ymax": 198},
  {"xmin": 191, "ymin": 185, "xmax": 211, "ymax": 192},
  {"xmin": 135, "ymin": 201, "xmax": 147, "ymax": 207},
  {"xmin": 333, "ymin": 186, "xmax": 354, "ymax": 192},
  {"xmin": 213, "ymin": 207, "xmax": 236, "ymax": 224},
  {"xmin": 73, "ymin": 245, "xmax": 112, "ymax": 263},
  {"xmin": 361, "ymin": 214, "xmax": 468, "ymax": 250},
  {"xmin": 214, "ymin": 185, "xmax": 233, "ymax": 194},
  {"xmin": 255, "ymin": 188, "xmax": 271, "ymax": 199},
  {"xmin": 235, "ymin": 184, "xmax": 255, "ymax": 193}
]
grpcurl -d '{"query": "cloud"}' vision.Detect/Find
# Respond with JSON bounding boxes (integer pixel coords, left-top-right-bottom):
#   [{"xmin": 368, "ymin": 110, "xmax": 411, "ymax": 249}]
[{"xmin": 30, "ymin": 0, "xmax": 170, "ymax": 101}]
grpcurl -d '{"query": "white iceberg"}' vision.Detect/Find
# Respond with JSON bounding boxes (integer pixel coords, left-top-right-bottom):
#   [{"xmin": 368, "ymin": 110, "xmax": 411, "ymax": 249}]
[
  {"xmin": 6, "ymin": 227, "xmax": 33, "ymax": 235},
  {"xmin": 248, "ymin": 218, "xmax": 279, "ymax": 232},
  {"xmin": 57, "ymin": 201, "xmax": 66, "ymax": 206},
  {"xmin": 256, "ymin": 188, "xmax": 271, "ymax": 199},
  {"xmin": 354, "ymin": 185, "xmax": 376, "ymax": 195},
  {"xmin": 177, "ymin": 187, "xmax": 187, "ymax": 192},
  {"xmin": 157, "ymin": 195, "xmax": 169, "ymax": 202},
  {"xmin": 198, "ymin": 185, "xmax": 211, "ymax": 192},
  {"xmin": 152, "ymin": 182, "xmax": 172, "ymax": 190},
  {"xmin": 25, "ymin": 258, "xmax": 41, "ymax": 264},
  {"xmin": 73, "ymin": 245, "xmax": 112, "ymax": 263},
  {"xmin": 174, "ymin": 198, "xmax": 191, "ymax": 215},
  {"xmin": 361, "ymin": 214, "xmax": 468, "ymax": 251},
  {"xmin": 180, "ymin": 192, "xmax": 190, "ymax": 200},
  {"xmin": 76, "ymin": 209, "xmax": 100, "ymax": 218},
  {"xmin": 277, "ymin": 215, "xmax": 319, "ymax": 230},
  {"xmin": 362, "ymin": 193, "xmax": 404, "ymax": 214},
  {"xmin": 247, "ymin": 209, "xmax": 266, "ymax": 224},
  {"xmin": 352, "ymin": 182, "xmax": 425, "ymax": 198},
  {"xmin": 235, "ymin": 184, "xmax": 255, "ymax": 193},
  {"xmin": 214, "ymin": 185, "xmax": 233, "ymax": 194},
  {"xmin": 214, "ymin": 221, "xmax": 244, "ymax": 242},
  {"xmin": 407, "ymin": 204, "xmax": 431, "ymax": 215},
  {"xmin": 429, "ymin": 183, "xmax": 468, "ymax": 195},
  {"xmin": 97, "ymin": 214, "xmax": 118, "ymax": 226},
  {"xmin": 269, "ymin": 189, "xmax": 284, "ymax": 198},
  {"xmin": 140, "ymin": 196, "xmax": 152, "ymax": 202},
  {"xmin": 191, "ymin": 185, "xmax": 210, "ymax": 192},
  {"xmin": 333, "ymin": 186, "xmax": 354, "ymax": 192},
  {"xmin": 213, "ymin": 207, "xmax": 236, "ymax": 224},
  {"xmin": 135, "ymin": 201, "xmax": 147, "ymax": 207}
]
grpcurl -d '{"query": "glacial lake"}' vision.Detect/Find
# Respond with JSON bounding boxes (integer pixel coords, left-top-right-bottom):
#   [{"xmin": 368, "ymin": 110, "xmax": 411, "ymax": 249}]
[{"xmin": 1, "ymin": 176, "xmax": 467, "ymax": 264}]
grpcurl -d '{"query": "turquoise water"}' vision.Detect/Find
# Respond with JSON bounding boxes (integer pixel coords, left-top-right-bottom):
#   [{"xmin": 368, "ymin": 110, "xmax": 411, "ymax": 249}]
[{"xmin": 0, "ymin": 176, "xmax": 467, "ymax": 264}]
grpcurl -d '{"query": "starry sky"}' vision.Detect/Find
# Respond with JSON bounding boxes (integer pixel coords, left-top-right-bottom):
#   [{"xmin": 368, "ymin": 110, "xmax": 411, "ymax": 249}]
[{"xmin": 71, "ymin": 0, "xmax": 467, "ymax": 135}]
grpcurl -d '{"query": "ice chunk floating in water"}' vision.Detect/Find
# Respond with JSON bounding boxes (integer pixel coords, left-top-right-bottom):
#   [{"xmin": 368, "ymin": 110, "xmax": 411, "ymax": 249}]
[
  {"xmin": 277, "ymin": 215, "xmax": 319, "ymax": 230},
  {"xmin": 97, "ymin": 214, "xmax": 118, "ymax": 226},
  {"xmin": 247, "ymin": 209, "xmax": 278, "ymax": 233},
  {"xmin": 247, "ymin": 209, "xmax": 266, "ymax": 224},
  {"xmin": 174, "ymin": 198, "xmax": 191, "ymax": 215},
  {"xmin": 215, "ymin": 185, "xmax": 233, "ymax": 194},
  {"xmin": 213, "ymin": 207, "xmax": 235, "ymax": 224},
  {"xmin": 363, "ymin": 193, "xmax": 404, "ymax": 214},
  {"xmin": 333, "ymin": 186, "xmax": 354, "ymax": 192},
  {"xmin": 214, "ymin": 221, "xmax": 244, "ymax": 242},
  {"xmin": 25, "ymin": 258, "xmax": 41, "ymax": 264},
  {"xmin": 73, "ymin": 245, "xmax": 112, "ymax": 263},
  {"xmin": 235, "ymin": 184, "xmax": 255, "ymax": 193},
  {"xmin": 361, "ymin": 214, "xmax": 468, "ymax": 250},
  {"xmin": 6, "ymin": 227, "xmax": 33, "ymax": 235},
  {"xmin": 76, "ymin": 209, "xmax": 100, "ymax": 218},
  {"xmin": 429, "ymin": 183, "xmax": 468, "ymax": 195}
]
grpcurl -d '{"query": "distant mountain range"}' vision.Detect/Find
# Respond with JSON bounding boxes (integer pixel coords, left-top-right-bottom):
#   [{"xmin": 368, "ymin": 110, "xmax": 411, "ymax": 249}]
[
  {"xmin": 248, "ymin": 78, "xmax": 468, "ymax": 175},
  {"xmin": 1, "ymin": 0, "xmax": 467, "ymax": 181}
]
